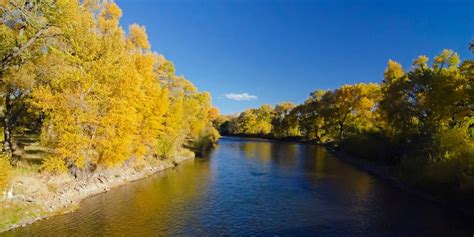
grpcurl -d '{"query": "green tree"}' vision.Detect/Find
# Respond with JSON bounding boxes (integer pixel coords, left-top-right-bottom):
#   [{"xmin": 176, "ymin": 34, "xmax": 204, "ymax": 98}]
[
  {"xmin": 319, "ymin": 83, "xmax": 381, "ymax": 142},
  {"xmin": 380, "ymin": 50, "xmax": 470, "ymax": 155},
  {"xmin": 271, "ymin": 102, "xmax": 297, "ymax": 137}
]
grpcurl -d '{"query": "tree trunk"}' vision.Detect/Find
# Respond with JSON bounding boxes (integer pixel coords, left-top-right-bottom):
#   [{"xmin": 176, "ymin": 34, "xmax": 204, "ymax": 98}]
[
  {"xmin": 3, "ymin": 90, "xmax": 13, "ymax": 157},
  {"xmin": 338, "ymin": 121, "xmax": 344, "ymax": 142}
]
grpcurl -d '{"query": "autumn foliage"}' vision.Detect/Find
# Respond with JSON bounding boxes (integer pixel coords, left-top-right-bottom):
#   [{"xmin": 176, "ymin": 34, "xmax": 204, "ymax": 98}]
[
  {"xmin": 218, "ymin": 48, "xmax": 474, "ymax": 195},
  {"xmin": 1, "ymin": 0, "xmax": 219, "ymax": 175}
]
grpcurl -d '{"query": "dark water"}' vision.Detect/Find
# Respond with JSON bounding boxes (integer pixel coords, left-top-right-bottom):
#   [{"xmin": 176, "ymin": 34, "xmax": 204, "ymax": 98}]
[{"xmin": 4, "ymin": 137, "xmax": 473, "ymax": 236}]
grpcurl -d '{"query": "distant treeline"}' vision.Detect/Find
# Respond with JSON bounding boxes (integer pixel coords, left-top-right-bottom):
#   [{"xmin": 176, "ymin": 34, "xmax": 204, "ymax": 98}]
[
  {"xmin": 0, "ymin": 0, "xmax": 219, "ymax": 189},
  {"xmin": 215, "ymin": 46, "xmax": 474, "ymax": 196}
]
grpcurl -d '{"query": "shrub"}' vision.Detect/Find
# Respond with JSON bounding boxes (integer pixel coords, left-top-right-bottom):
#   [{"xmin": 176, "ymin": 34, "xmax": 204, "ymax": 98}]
[
  {"xmin": 41, "ymin": 156, "xmax": 67, "ymax": 174},
  {"xmin": 177, "ymin": 148, "xmax": 195, "ymax": 159},
  {"xmin": 435, "ymin": 127, "xmax": 474, "ymax": 193},
  {"xmin": 156, "ymin": 134, "xmax": 181, "ymax": 160},
  {"xmin": 192, "ymin": 127, "xmax": 220, "ymax": 155},
  {"xmin": 339, "ymin": 132, "xmax": 394, "ymax": 163},
  {"xmin": 399, "ymin": 127, "xmax": 474, "ymax": 196}
]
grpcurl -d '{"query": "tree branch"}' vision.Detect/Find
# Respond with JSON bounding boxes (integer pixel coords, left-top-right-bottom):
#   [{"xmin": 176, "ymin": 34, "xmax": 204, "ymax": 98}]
[{"xmin": 1, "ymin": 24, "xmax": 51, "ymax": 68}]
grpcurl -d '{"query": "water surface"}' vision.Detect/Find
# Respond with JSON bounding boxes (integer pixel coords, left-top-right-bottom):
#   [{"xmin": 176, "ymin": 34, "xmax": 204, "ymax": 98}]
[{"xmin": 4, "ymin": 137, "xmax": 473, "ymax": 236}]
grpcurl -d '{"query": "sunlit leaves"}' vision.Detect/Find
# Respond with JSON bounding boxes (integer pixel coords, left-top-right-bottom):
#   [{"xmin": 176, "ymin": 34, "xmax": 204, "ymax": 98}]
[
  {"xmin": 271, "ymin": 102, "xmax": 297, "ymax": 137},
  {"xmin": 384, "ymin": 60, "xmax": 404, "ymax": 83},
  {"xmin": 3, "ymin": 0, "xmax": 218, "ymax": 173},
  {"xmin": 127, "ymin": 24, "xmax": 150, "ymax": 50},
  {"xmin": 434, "ymin": 49, "xmax": 460, "ymax": 69}
]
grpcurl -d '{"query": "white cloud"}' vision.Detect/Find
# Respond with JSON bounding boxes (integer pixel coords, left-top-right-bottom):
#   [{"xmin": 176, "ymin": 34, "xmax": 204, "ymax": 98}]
[{"xmin": 224, "ymin": 93, "xmax": 258, "ymax": 101}]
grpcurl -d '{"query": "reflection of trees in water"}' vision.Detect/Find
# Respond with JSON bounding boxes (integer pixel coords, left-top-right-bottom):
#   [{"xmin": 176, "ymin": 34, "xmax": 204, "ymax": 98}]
[
  {"xmin": 4, "ymin": 159, "xmax": 212, "ymax": 237},
  {"xmin": 299, "ymin": 145, "xmax": 372, "ymax": 201},
  {"xmin": 131, "ymin": 159, "xmax": 212, "ymax": 234},
  {"xmin": 8, "ymin": 139, "xmax": 472, "ymax": 237},
  {"xmin": 239, "ymin": 140, "xmax": 301, "ymax": 168},
  {"xmin": 240, "ymin": 142, "xmax": 257, "ymax": 159},
  {"xmin": 298, "ymin": 145, "xmax": 322, "ymax": 173},
  {"xmin": 270, "ymin": 143, "xmax": 299, "ymax": 170},
  {"xmin": 238, "ymin": 141, "xmax": 374, "ymax": 228},
  {"xmin": 238, "ymin": 140, "xmax": 373, "ymax": 203},
  {"xmin": 240, "ymin": 141, "xmax": 272, "ymax": 164},
  {"xmin": 257, "ymin": 142, "xmax": 272, "ymax": 164}
]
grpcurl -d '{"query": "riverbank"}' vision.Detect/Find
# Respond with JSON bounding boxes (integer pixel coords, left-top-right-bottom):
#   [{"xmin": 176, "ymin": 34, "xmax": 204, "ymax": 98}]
[
  {"xmin": 0, "ymin": 153, "xmax": 194, "ymax": 233},
  {"xmin": 323, "ymin": 145, "xmax": 474, "ymax": 219},
  {"xmin": 4, "ymin": 137, "xmax": 473, "ymax": 236},
  {"xmin": 223, "ymin": 134, "xmax": 305, "ymax": 143}
]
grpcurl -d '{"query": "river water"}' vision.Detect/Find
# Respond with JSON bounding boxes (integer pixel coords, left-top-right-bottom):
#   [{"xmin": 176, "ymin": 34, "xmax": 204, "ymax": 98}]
[{"xmin": 4, "ymin": 137, "xmax": 473, "ymax": 236}]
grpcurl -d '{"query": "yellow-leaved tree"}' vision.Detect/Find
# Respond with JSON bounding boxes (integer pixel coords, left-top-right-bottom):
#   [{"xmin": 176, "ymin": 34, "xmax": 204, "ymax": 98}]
[{"xmin": 23, "ymin": 0, "xmax": 218, "ymax": 175}]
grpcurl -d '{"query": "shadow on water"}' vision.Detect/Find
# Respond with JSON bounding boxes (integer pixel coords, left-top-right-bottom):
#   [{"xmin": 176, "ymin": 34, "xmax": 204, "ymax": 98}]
[{"xmin": 4, "ymin": 137, "xmax": 473, "ymax": 236}]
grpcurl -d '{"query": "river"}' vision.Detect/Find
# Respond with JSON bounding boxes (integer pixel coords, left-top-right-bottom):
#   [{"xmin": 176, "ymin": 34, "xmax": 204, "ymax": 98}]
[{"xmin": 3, "ymin": 137, "xmax": 473, "ymax": 236}]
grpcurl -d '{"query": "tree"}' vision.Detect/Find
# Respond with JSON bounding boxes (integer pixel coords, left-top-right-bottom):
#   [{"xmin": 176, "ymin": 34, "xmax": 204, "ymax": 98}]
[
  {"xmin": 0, "ymin": 0, "xmax": 219, "ymax": 176},
  {"xmin": 208, "ymin": 106, "xmax": 220, "ymax": 126},
  {"xmin": 254, "ymin": 104, "xmax": 273, "ymax": 134},
  {"xmin": 237, "ymin": 109, "xmax": 258, "ymax": 134},
  {"xmin": 31, "ymin": 1, "xmax": 182, "ymax": 172},
  {"xmin": 380, "ymin": 50, "xmax": 471, "ymax": 158},
  {"xmin": 234, "ymin": 105, "xmax": 274, "ymax": 135},
  {"xmin": 292, "ymin": 90, "xmax": 326, "ymax": 141},
  {"xmin": 0, "ymin": 0, "xmax": 69, "ymax": 157},
  {"xmin": 319, "ymin": 83, "xmax": 381, "ymax": 142},
  {"xmin": 271, "ymin": 102, "xmax": 297, "ymax": 137}
]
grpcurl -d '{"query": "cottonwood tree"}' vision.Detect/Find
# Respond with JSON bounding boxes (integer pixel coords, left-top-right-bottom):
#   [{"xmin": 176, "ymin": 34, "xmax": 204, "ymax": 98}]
[
  {"xmin": 380, "ymin": 50, "xmax": 472, "ymax": 158},
  {"xmin": 0, "ymin": 0, "xmax": 68, "ymax": 158},
  {"xmin": 271, "ymin": 102, "xmax": 297, "ymax": 138},
  {"xmin": 319, "ymin": 83, "xmax": 381, "ymax": 142}
]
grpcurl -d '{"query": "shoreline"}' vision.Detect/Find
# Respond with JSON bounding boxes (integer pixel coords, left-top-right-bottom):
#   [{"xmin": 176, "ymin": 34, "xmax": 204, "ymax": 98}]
[
  {"xmin": 2, "ymin": 136, "xmax": 471, "ymax": 233},
  {"xmin": 222, "ymin": 134, "xmax": 304, "ymax": 143},
  {"xmin": 0, "ymin": 155, "xmax": 194, "ymax": 233},
  {"xmin": 323, "ymin": 146, "xmax": 474, "ymax": 219}
]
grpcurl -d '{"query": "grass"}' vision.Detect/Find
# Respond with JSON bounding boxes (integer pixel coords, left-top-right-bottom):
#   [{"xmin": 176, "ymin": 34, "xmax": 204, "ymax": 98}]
[
  {"xmin": 13, "ymin": 163, "xmax": 42, "ymax": 176},
  {"xmin": 0, "ymin": 132, "xmax": 47, "ymax": 173},
  {"xmin": 0, "ymin": 201, "xmax": 45, "ymax": 232},
  {"xmin": 0, "ymin": 131, "xmax": 46, "ymax": 232},
  {"xmin": 0, "ymin": 200, "xmax": 81, "ymax": 232}
]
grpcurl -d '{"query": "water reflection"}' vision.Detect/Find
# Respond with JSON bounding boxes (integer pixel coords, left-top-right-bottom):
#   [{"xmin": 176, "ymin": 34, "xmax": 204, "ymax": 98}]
[
  {"xmin": 4, "ymin": 137, "xmax": 473, "ymax": 236},
  {"xmin": 239, "ymin": 139, "xmax": 272, "ymax": 164}
]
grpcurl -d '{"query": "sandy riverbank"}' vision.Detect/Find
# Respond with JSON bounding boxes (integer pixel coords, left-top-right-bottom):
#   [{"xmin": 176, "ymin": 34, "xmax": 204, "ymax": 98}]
[{"xmin": 0, "ymin": 154, "xmax": 194, "ymax": 233}]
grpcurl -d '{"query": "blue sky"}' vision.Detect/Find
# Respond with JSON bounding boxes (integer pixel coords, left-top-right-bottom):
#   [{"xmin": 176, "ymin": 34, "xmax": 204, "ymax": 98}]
[{"xmin": 116, "ymin": 0, "xmax": 473, "ymax": 115}]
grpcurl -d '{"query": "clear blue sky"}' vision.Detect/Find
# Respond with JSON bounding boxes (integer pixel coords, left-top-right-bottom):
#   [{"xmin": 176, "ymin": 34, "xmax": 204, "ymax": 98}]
[{"xmin": 116, "ymin": 0, "xmax": 473, "ymax": 115}]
